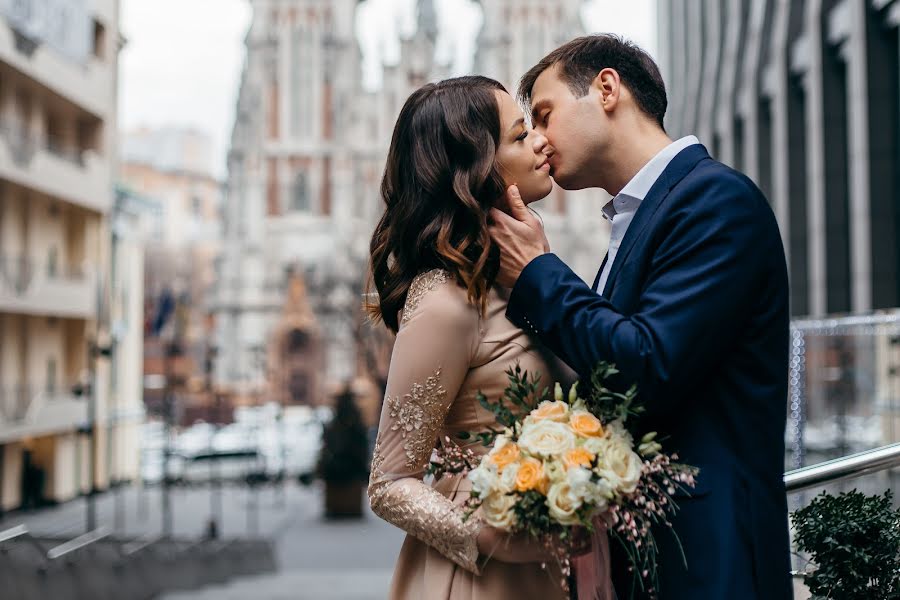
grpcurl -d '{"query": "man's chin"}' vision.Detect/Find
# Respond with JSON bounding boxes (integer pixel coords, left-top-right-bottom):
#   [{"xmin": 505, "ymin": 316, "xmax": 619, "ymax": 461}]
[{"xmin": 550, "ymin": 171, "xmax": 589, "ymax": 191}]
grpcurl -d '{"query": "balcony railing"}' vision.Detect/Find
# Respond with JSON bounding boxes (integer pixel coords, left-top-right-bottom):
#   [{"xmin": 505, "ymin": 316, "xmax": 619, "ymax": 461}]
[
  {"xmin": 0, "ymin": 114, "xmax": 111, "ymax": 213},
  {"xmin": 0, "ymin": 254, "xmax": 86, "ymax": 292},
  {"xmin": 0, "ymin": 255, "xmax": 34, "ymax": 293},
  {"xmin": 0, "ymin": 116, "xmax": 86, "ymax": 167},
  {"xmin": 0, "ymin": 254, "xmax": 94, "ymax": 318},
  {"xmin": 0, "ymin": 386, "xmax": 33, "ymax": 422}
]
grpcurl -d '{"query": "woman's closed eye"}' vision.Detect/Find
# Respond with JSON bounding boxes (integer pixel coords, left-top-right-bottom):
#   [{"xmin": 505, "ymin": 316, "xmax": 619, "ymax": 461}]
[{"xmin": 515, "ymin": 130, "xmax": 528, "ymax": 142}]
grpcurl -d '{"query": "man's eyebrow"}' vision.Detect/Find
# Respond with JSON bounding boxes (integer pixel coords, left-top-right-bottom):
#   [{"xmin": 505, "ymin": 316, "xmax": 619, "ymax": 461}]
[
  {"xmin": 530, "ymin": 99, "xmax": 551, "ymax": 121},
  {"xmin": 507, "ymin": 117, "xmax": 525, "ymax": 134}
]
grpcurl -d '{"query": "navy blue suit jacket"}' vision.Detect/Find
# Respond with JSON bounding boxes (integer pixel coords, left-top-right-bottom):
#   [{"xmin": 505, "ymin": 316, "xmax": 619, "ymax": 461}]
[{"xmin": 507, "ymin": 145, "xmax": 792, "ymax": 599}]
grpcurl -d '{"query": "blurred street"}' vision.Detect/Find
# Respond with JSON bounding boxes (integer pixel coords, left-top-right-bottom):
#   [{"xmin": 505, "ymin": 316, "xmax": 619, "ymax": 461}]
[{"xmin": 0, "ymin": 481, "xmax": 404, "ymax": 599}]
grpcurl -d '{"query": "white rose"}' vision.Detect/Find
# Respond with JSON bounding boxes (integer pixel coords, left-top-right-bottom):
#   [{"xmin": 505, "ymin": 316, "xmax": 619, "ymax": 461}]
[
  {"xmin": 481, "ymin": 491, "xmax": 518, "ymax": 530},
  {"xmin": 518, "ymin": 420, "xmax": 576, "ymax": 458},
  {"xmin": 468, "ymin": 463, "xmax": 500, "ymax": 497},
  {"xmin": 498, "ymin": 462, "xmax": 520, "ymax": 493},
  {"xmin": 491, "ymin": 435, "xmax": 512, "ymax": 452},
  {"xmin": 605, "ymin": 419, "xmax": 634, "ymax": 446},
  {"xmin": 582, "ymin": 436, "xmax": 607, "ymax": 456},
  {"xmin": 567, "ymin": 467, "xmax": 612, "ymax": 511},
  {"xmin": 544, "ymin": 459, "xmax": 568, "ymax": 485},
  {"xmin": 545, "ymin": 481, "xmax": 582, "ymax": 526},
  {"xmin": 595, "ymin": 437, "xmax": 643, "ymax": 496}
]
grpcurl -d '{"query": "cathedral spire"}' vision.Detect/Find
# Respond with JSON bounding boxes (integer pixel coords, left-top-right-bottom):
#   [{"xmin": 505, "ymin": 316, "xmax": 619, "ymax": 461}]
[{"xmin": 417, "ymin": 0, "xmax": 438, "ymax": 41}]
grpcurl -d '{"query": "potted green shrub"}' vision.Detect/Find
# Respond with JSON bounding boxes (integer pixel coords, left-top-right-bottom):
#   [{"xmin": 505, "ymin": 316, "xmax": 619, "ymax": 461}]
[
  {"xmin": 791, "ymin": 489, "xmax": 900, "ymax": 599},
  {"xmin": 317, "ymin": 386, "xmax": 370, "ymax": 518}
]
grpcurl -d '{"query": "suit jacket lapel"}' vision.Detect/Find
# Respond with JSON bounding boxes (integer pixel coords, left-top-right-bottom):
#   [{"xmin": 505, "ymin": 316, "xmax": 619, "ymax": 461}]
[
  {"xmin": 591, "ymin": 253, "xmax": 609, "ymax": 292},
  {"xmin": 601, "ymin": 144, "xmax": 711, "ymax": 298}
]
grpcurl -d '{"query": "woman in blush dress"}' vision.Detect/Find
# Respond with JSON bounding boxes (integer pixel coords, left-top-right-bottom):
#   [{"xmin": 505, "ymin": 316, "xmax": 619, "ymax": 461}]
[{"xmin": 366, "ymin": 76, "xmax": 613, "ymax": 600}]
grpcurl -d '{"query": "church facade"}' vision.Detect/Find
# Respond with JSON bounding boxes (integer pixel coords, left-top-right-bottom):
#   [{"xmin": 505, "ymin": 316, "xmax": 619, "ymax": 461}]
[{"xmin": 214, "ymin": 0, "xmax": 609, "ymax": 401}]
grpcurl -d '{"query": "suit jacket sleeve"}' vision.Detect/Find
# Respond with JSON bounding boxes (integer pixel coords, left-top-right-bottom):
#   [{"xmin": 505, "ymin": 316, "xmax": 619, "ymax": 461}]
[{"xmin": 507, "ymin": 173, "xmax": 779, "ymax": 417}]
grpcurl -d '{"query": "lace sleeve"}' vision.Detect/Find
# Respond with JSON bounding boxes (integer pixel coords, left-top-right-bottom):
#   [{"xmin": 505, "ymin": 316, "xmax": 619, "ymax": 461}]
[{"xmin": 367, "ymin": 270, "xmax": 485, "ymax": 574}]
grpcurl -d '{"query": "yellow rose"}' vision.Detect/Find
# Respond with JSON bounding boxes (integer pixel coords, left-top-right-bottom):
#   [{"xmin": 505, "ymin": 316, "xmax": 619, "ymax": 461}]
[
  {"xmin": 563, "ymin": 447, "xmax": 595, "ymax": 470},
  {"xmin": 570, "ymin": 411, "xmax": 604, "ymax": 438},
  {"xmin": 515, "ymin": 457, "xmax": 548, "ymax": 494},
  {"xmin": 490, "ymin": 442, "xmax": 521, "ymax": 472},
  {"xmin": 530, "ymin": 400, "xmax": 570, "ymax": 423}
]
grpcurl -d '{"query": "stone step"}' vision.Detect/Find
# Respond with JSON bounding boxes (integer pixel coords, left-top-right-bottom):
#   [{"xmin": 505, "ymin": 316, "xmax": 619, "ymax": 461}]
[{"xmin": 161, "ymin": 568, "xmax": 393, "ymax": 600}]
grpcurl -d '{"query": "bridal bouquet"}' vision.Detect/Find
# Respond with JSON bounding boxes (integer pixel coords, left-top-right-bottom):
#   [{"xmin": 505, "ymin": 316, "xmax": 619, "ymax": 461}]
[{"xmin": 427, "ymin": 362, "xmax": 698, "ymax": 597}]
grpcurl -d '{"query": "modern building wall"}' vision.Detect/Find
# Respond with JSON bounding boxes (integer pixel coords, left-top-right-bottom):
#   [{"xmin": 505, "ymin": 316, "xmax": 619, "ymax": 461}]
[{"xmin": 660, "ymin": 0, "xmax": 900, "ymax": 317}]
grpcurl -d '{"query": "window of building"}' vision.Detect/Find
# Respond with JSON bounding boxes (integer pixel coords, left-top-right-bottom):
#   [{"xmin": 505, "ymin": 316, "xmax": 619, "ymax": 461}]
[
  {"xmin": 287, "ymin": 328, "xmax": 309, "ymax": 353},
  {"xmin": 47, "ymin": 247, "xmax": 58, "ymax": 278},
  {"xmin": 290, "ymin": 173, "xmax": 309, "ymax": 212},
  {"xmin": 46, "ymin": 358, "xmax": 56, "ymax": 395},
  {"xmin": 93, "ymin": 19, "xmax": 106, "ymax": 60},
  {"xmin": 288, "ymin": 371, "xmax": 309, "ymax": 404},
  {"xmin": 293, "ymin": 29, "xmax": 314, "ymax": 138}
]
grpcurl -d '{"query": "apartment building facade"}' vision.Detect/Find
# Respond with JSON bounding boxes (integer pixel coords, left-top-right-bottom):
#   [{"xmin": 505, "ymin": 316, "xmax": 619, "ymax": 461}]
[{"xmin": 0, "ymin": 0, "xmax": 140, "ymax": 511}]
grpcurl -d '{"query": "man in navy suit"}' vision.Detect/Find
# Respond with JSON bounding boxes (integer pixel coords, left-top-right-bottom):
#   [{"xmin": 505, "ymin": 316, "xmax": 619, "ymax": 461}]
[{"xmin": 488, "ymin": 35, "xmax": 792, "ymax": 599}]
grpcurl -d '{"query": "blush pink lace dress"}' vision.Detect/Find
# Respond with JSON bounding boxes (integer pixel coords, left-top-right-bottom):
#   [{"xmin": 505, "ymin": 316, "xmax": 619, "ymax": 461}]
[{"xmin": 367, "ymin": 270, "xmax": 613, "ymax": 600}]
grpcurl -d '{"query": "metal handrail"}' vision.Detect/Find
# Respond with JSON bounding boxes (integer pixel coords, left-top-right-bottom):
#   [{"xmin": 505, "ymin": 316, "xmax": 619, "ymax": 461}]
[
  {"xmin": 0, "ymin": 523, "xmax": 49, "ymax": 562},
  {"xmin": 0, "ymin": 524, "xmax": 29, "ymax": 544},
  {"xmin": 122, "ymin": 532, "xmax": 161, "ymax": 556},
  {"xmin": 47, "ymin": 526, "xmax": 110, "ymax": 560},
  {"xmin": 784, "ymin": 441, "xmax": 900, "ymax": 493}
]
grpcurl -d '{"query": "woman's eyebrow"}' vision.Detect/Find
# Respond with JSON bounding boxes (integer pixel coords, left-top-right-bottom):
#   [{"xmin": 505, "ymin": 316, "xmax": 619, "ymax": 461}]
[{"xmin": 507, "ymin": 117, "xmax": 525, "ymax": 134}]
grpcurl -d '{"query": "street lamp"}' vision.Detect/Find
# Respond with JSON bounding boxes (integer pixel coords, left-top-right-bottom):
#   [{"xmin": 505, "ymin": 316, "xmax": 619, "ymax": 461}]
[
  {"xmin": 161, "ymin": 337, "xmax": 184, "ymax": 538},
  {"xmin": 246, "ymin": 343, "xmax": 268, "ymax": 536},
  {"xmin": 203, "ymin": 338, "xmax": 221, "ymax": 539},
  {"xmin": 75, "ymin": 336, "xmax": 112, "ymax": 534}
]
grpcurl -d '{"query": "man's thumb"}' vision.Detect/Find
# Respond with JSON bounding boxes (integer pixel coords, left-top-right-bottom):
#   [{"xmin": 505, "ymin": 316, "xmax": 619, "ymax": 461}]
[{"xmin": 505, "ymin": 185, "xmax": 531, "ymax": 223}]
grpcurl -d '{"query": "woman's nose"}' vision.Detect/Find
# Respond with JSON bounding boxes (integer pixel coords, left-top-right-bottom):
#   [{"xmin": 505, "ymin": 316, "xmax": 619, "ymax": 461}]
[{"xmin": 532, "ymin": 132, "xmax": 548, "ymax": 153}]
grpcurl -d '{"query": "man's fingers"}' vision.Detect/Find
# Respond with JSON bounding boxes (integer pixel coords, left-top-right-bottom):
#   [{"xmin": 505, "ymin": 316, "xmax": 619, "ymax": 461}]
[
  {"xmin": 503, "ymin": 185, "xmax": 533, "ymax": 223},
  {"xmin": 488, "ymin": 207, "xmax": 517, "ymax": 230}
]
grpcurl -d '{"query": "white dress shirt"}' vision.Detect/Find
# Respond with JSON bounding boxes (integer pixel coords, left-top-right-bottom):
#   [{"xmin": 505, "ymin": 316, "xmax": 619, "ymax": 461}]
[{"xmin": 594, "ymin": 135, "xmax": 700, "ymax": 294}]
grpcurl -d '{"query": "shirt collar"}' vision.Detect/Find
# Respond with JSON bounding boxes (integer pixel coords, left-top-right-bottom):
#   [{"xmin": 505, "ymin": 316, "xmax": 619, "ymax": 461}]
[{"xmin": 602, "ymin": 135, "xmax": 700, "ymax": 220}]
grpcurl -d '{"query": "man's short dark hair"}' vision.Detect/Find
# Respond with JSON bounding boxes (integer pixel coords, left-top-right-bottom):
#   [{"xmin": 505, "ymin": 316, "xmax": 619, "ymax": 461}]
[{"xmin": 518, "ymin": 34, "xmax": 667, "ymax": 129}]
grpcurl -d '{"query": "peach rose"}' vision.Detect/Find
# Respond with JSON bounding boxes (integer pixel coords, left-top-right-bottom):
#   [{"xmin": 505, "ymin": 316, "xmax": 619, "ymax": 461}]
[
  {"xmin": 563, "ymin": 447, "xmax": 595, "ymax": 470},
  {"xmin": 490, "ymin": 442, "xmax": 521, "ymax": 472},
  {"xmin": 515, "ymin": 457, "xmax": 548, "ymax": 494},
  {"xmin": 530, "ymin": 400, "xmax": 570, "ymax": 423},
  {"xmin": 570, "ymin": 411, "xmax": 604, "ymax": 438}
]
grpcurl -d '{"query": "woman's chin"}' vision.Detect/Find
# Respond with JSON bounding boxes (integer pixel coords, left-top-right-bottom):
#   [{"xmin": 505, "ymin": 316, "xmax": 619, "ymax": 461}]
[{"xmin": 518, "ymin": 181, "xmax": 554, "ymax": 205}]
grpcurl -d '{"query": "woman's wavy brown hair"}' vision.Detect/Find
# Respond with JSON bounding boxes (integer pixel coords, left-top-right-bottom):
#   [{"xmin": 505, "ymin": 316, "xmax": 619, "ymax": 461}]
[{"xmin": 368, "ymin": 76, "xmax": 508, "ymax": 332}]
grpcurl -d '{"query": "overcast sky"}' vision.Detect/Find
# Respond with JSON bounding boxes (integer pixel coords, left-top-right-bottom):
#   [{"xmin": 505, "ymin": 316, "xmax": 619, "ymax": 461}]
[{"xmin": 119, "ymin": 0, "xmax": 657, "ymax": 176}]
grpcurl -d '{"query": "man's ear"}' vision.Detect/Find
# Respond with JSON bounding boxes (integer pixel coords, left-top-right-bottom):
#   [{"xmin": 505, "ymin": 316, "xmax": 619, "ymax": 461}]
[{"xmin": 592, "ymin": 68, "xmax": 620, "ymax": 113}]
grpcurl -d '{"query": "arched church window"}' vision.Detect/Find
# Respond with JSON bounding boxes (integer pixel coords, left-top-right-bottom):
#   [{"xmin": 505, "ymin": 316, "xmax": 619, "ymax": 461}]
[
  {"xmin": 288, "ymin": 371, "xmax": 309, "ymax": 404},
  {"xmin": 290, "ymin": 173, "xmax": 309, "ymax": 212},
  {"xmin": 286, "ymin": 328, "xmax": 309, "ymax": 353},
  {"xmin": 291, "ymin": 28, "xmax": 314, "ymax": 138}
]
